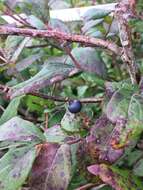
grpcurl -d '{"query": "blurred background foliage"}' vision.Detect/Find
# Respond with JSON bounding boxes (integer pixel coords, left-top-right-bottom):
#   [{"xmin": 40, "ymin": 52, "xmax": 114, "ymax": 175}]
[{"xmin": 0, "ymin": 0, "xmax": 143, "ymax": 189}]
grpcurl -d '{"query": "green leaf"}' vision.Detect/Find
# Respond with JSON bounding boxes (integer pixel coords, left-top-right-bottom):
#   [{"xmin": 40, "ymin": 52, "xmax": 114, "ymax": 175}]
[
  {"xmin": 133, "ymin": 158, "xmax": 143, "ymax": 176},
  {"xmin": 0, "ymin": 145, "xmax": 36, "ymax": 190},
  {"xmin": 0, "ymin": 116, "xmax": 45, "ymax": 144},
  {"xmin": 49, "ymin": 18, "xmax": 70, "ymax": 33},
  {"xmin": 10, "ymin": 62, "xmax": 74, "ymax": 98},
  {"xmin": 26, "ymin": 15, "xmax": 45, "ymax": 29},
  {"xmin": 125, "ymin": 150, "xmax": 143, "ymax": 167},
  {"xmin": 5, "ymin": 36, "xmax": 25, "ymax": 60},
  {"xmin": 88, "ymin": 164, "xmax": 143, "ymax": 190},
  {"xmin": 10, "ymin": 37, "xmax": 30, "ymax": 63},
  {"xmin": 83, "ymin": 8, "xmax": 111, "ymax": 21},
  {"xmin": 17, "ymin": 0, "xmax": 50, "ymax": 22},
  {"xmin": 0, "ymin": 96, "xmax": 22, "ymax": 125},
  {"xmin": 82, "ymin": 19, "xmax": 104, "ymax": 34}
]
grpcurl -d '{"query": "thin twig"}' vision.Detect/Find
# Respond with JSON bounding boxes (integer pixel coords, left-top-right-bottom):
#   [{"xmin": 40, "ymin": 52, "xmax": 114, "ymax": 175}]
[
  {"xmin": 26, "ymin": 44, "xmax": 49, "ymax": 49},
  {"xmin": 28, "ymin": 91, "xmax": 103, "ymax": 103},
  {"xmin": 75, "ymin": 183, "xmax": 95, "ymax": 190},
  {"xmin": 63, "ymin": 43, "xmax": 82, "ymax": 69}
]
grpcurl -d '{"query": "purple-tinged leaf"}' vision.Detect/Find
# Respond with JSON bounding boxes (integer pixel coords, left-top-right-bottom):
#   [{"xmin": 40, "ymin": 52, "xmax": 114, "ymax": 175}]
[
  {"xmin": 88, "ymin": 164, "xmax": 143, "ymax": 190},
  {"xmin": 86, "ymin": 115, "xmax": 124, "ymax": 163},
  {"xmin": 29, "ymin": 143, "xmax": 72, "ymax": 190}
]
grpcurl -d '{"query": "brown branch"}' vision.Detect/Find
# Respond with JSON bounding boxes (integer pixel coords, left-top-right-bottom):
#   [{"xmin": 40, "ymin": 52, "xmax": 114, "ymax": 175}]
[
  {"xmin": 0, "ymin": 26, "xmax": 122, "ymax": 56},
  {"xmin": 28, "ymin": 91, "xmax": 103, "ymax": 103},
  {"xmin": 115, "ymin": 0, "xmax": 138, "ymax": 84}
]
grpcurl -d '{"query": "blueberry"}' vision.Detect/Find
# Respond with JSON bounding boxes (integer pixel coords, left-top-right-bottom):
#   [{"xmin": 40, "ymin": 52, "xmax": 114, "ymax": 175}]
[{"xmin": 68, "ymin": 100, "xmax": 82, "ymax": 113}]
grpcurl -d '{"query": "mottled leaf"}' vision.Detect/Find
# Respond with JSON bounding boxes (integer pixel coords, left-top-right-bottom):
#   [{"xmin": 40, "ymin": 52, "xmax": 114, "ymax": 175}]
[
  {"xmin": 88, "ymin": 164, "xmax": 143, "ymax": 190},
  {"xmin": 44, "ymin": 124, "xmax": 74, "ymax": 144},
  {"xmin": 86, "ymin": 115, "xmax": 123, "ymax": 163},
  {"xmin": 0, "ymin": 145, "xmax": 36, "ymax": 190},
  {"xmin": 109, "ymin": 94, "xmax": 143, "ymax": 148},
  {"xmin": 61, "ymin": 111, "xmax": 82, "ymax": 133},
  {"xmin": 106, "ymin": 87, "xmax": 136, "ymax": 123},
  {"xmin": 29, "ymin": 143, "xmax": 72, "ymax": 190},
  {"xmin": 0, "ymin": 116, "xmax": 45, "ymax": 143}
]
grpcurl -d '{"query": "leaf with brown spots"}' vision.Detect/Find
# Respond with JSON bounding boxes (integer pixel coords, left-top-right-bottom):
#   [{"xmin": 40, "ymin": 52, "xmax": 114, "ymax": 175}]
[{"xmin": 29, "ymin": 143, "xmax": 72, "ymax": 190}]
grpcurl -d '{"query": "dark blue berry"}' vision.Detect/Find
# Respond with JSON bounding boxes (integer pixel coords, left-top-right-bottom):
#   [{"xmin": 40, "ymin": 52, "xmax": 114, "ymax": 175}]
[{"xmin": 68, "ymin": 100, "xmax": 82, "ymax": 113}]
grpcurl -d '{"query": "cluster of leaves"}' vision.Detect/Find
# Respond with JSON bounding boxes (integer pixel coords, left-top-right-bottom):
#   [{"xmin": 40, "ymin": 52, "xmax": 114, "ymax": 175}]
[{"xmin": 0, "ymin": 0, "xmax": 143, "ymax": 190}]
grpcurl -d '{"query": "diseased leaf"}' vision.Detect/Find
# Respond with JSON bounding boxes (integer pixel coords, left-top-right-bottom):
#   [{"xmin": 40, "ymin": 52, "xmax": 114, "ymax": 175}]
[
  {"xmin": 61, "ymin": 111, "xmax": 82, "ymax": 133},
  {"xmin": 0, "ymin": 116, "xmax": 45, "ymax": 144},
  {"xmin": 86, "ymin": 115, "xmax": 123, "ymax": 163},
  {"xmin": 0, "ymin": 145, "xmax": 36, "ymax": 190},
  {"xmin": 29, "ymin": 143, "xmax": 72, "ymax": 190},
  {"xmin": 0, "ymin": 96, "xmax": 22, "ymax": 125},
  {"xmin": 88, "ymin": 164, "xmax": 143, "ymax": 190},
  {"xmin": 107, "ymin": 93, "xmax": 143, "ymax": 148},
  {"xmin": 66, "ymin": 47, "xmax": 106, "ymax": 77}
]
